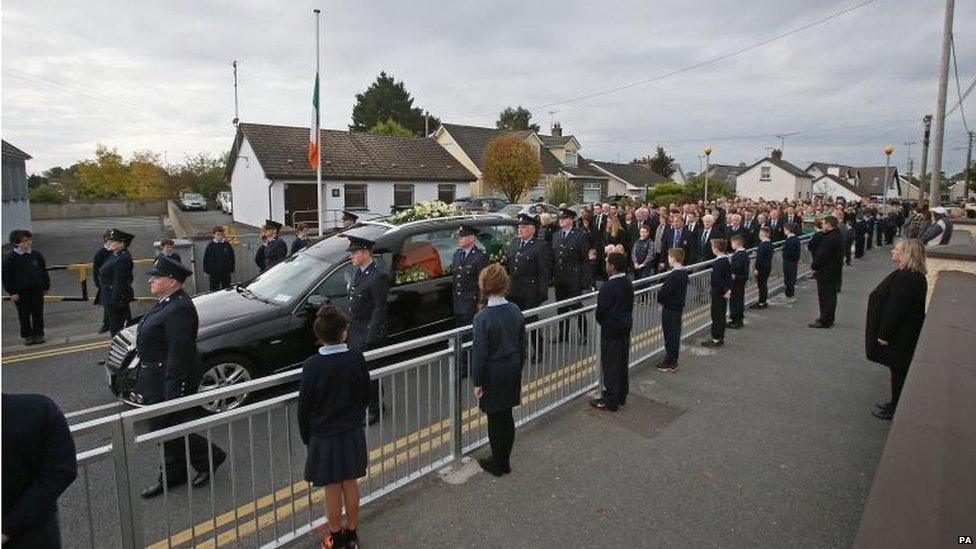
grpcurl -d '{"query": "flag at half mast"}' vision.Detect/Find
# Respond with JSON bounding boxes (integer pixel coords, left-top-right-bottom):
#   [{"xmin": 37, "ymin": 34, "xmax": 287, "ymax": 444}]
[{"xmin": 307, "ymin": 73, "xmax": 320, "ymax": 170}]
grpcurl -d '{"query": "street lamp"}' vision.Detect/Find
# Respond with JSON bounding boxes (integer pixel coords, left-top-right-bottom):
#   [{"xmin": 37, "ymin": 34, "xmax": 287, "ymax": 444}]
[
  {"xmin": 703, "ymin": 146, "xmax": 713, "ymax": 203},
  {"xmin": 883, "ymin": 145, "xmax": 894, "ymax": 202}
]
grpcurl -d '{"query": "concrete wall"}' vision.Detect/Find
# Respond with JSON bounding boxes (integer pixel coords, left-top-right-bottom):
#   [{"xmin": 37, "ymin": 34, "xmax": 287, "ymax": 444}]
[
  {"xmin": 30, "ymin": 200, "xmax": 167, "ymax": 220},
  {"xmin": 229, "ymin": 137, "xmax": 271, "ymax": 228},
  {"xmin": 2, "ymin": 200, "xmax": 32, "ymax": 235}
]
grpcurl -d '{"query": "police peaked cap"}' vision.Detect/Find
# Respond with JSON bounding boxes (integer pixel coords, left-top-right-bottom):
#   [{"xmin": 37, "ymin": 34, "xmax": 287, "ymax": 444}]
[
  {"xmin": 345, "ymin": 235, "xmax": 375, "ymax": 252},
  {"xmin": 516, "ymin": 213, "xmax": 539, "ymax": 226},
  {"xmin": 457, "ymin": 224, "xmax": 480, "ymax": 237},
  {"xmin": 147, "ymin": 255, "xmax": 193, "ymax": 282},
  {"xmin": 558, "ymin": 208, "xmax": 577, "ymax": 219},
  {"xmin": 107, "ymin": 228, "xmax": 135, "ymax": 245}
]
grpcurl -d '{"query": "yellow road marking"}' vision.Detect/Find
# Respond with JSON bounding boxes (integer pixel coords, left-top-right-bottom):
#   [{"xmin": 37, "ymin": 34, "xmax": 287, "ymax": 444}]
[{"xmin": 2, "ymin": 340, "xmax": 111, "ymax": 364}]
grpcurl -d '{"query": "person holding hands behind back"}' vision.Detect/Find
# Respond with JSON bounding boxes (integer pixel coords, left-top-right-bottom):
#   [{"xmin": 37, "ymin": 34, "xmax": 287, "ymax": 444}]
[
  {"xmin": 298, "ymin": 306, "xmax": 369, "ymax": 549},
  {"xmin": 471, "ymin": 264, "xmax": 526, "ymax": 477}
]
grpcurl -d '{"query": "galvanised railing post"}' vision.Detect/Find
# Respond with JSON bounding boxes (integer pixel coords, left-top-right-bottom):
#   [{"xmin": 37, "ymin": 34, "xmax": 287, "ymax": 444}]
[
  {"xmin": 119, "ymin": 412, "xmax": 145, "ymax": 548},
  {"xmin": 108, "ymin": 415, "xmax": 138, "ymax": 549},
  {"xmin": 449, "ymin": 331, "xmax": 463, "ymax": 461}
]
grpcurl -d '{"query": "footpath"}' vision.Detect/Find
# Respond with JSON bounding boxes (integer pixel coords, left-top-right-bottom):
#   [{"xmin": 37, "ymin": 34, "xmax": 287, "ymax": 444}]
[{"xmin": 328, "ymin": 249, "xmax": 894, "ymax": 548}]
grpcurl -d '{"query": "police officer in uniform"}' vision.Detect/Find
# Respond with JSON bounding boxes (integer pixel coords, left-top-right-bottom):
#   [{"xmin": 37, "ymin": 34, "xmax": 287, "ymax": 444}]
[
  {"xmin": 551, "ymin": 208, "xmax": 588, "ymax": 343},
  {"xmin": 345, "ymin": 235, "xmax": 391, "ymax": 424},
  {"xmin": 262, "ymin": 219, "xmax": 288, "ymax": 270},
  {"xmin": 451, "ymin": 224, "xmax": 490, "ymax": 325},
  {"xmin": 99, "ymin": 229, "xmax": 135, "ymax": 336},
  {"xmin": 341, "ymin": 210, "xmax": 359, "ymax": 229},
  {"xmin": 135, "ymin": 256, "xmax": 226, "ymax": 498},
  {"xmin": 505, "ymin": 213, "xmax": 550, "ymax": 362},
  {"xmin": 93, "ymin": 229, "xmax": 113, "ymax": 333}
]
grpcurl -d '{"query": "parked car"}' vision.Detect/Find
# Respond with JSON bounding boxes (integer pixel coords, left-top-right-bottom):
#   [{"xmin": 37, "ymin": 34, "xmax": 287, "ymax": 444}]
[
  {"xmin": 103, "ymin": 214, "xmax": 518, "ymax": 412},
  {"xmin": 497, "ymin": 202, "xmax": 560, "ymax": 218},
  {"xmin": 217, "ymin": 191, "xmax": 232, "ymax": 214},
  {"xmin": 179, "ymin": 192, "xmax": 208, "ymax": 211},
  {"xmin": 454, "ymin": 196, "xmax": 509, "ymax": 212}
]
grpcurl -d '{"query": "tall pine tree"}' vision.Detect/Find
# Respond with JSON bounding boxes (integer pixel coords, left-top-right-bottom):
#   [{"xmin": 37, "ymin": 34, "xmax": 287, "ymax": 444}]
[{"xmin": 350, "ymin": 72, "xmax": 439, "ymax": 136}]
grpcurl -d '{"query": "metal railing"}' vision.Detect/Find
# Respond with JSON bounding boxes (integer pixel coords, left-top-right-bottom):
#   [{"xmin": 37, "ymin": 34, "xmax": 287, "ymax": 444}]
[{"xmin": 60, "ymin": 238, "xmax": 812, "ymax": 548}]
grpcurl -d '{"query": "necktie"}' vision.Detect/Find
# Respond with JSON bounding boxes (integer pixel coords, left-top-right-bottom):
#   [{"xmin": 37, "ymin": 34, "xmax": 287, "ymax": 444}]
[
  {"xmin": 673, "ymin": 230, "xmax": 680, "ymax": 247},
  {"xmin": 519, "ymin": 240, "xmax": 527, "ymax": 251},
  {"xmin": 703, "ymin": 230, "xmax": 709, "ymax": 245},
  {"xmin": 355, "ymin": 268, "xmax": 365, "ymax": 286}
]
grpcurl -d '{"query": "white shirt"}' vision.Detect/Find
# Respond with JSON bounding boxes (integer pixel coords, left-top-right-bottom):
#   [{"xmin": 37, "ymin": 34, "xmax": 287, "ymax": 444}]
[
  {"xmin": 318, "ymin": 343, "xmax": 349, "ymax": 355},
  {"xmin": 486, "ymin": 296, "xmax": 508, "ymax": 307}
]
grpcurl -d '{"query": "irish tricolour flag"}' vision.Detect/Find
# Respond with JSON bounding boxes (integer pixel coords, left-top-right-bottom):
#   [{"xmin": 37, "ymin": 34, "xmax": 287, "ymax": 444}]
[{"xmin": 307, "ymin": 73, "xmax": 320, "ymax": 170}]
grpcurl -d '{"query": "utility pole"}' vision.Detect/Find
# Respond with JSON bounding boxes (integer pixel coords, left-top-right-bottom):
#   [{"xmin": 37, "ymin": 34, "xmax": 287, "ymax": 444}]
[
  {"xmin": 424, "ymin": 111, "xmax": 429, "ymax": 136},
  {"xmin": 232, "ymin": 60, "xmax": 240, "ymax": 126},
  {"xmin": 965, "ymin": 130, "xmax": 974, "ymax": 201},
  {"xmin": 929, "ymin": 0, "xmax": 954, "ymax": 207},
  {"xmin": 919, "ymin": 114, "xmax": 933, "ymax": 203}
]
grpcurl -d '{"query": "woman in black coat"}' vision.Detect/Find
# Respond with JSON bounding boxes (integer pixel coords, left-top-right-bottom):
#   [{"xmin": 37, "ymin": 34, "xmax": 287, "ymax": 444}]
[
  {"xmin": 865, "ymin": 239, "xmax": 928, "ymax": 420},
  {"xmin": 471, "ymin": 264, "xmax": 526, "ymax": 476}
]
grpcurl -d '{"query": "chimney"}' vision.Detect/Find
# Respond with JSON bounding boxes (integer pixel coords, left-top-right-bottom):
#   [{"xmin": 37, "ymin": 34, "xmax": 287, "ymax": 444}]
[
  {"xmin": 771, "ymin": 148, "xmax": 783, "ymax": 160},
  {"xmin": 551, "ymin": 122, "xmax": 562, "ymax": 137}
]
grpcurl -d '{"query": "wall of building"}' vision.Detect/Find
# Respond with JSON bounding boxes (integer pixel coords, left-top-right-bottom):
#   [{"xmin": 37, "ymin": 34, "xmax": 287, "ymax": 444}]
[
  {"xmin": 293, "ymin": 179, "xmax": 471, "ymax": 221},
  {"xmin": 2, "ymin": 200, "xmax": 31, "ymax": 235},
  {"xmin": 736, "ymin": 162, "xmax": 809, "ymax": 201},
  {"xmin": 230, "ymin": 137, "xmax": 273, "ymax": 228},
  {"xmin": 812, "ymin": 178, "xmax": 862, "ymax": 202}
]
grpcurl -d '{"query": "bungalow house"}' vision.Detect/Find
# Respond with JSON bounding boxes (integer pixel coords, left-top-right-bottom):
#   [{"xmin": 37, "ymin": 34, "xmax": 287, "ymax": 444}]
[
  {"xmin": 433, "ymin": 122, "xmax": 611, "ymax": 203},
  {"xmin": 706, "ymin": 163, "xmax": 746, "ymax": 193},
  {"xmin": 588, "ymin": 161, "xmax": 669, "ymax": 199},
  {"xmin": 898, "ymin": 174, "xmax": 923, "ymax": 200},
  {"xmin": 805, "ymin": 162, "xmax": 901, "ymax": 201},
  {"xmin": 735, "ymin": 150, "xmax": 814, "ymax": 201},
  {"xmin": 2, "ymin": 140, "xmax": 32, "ymax": 236},
  {"xmin": 810, "ymin": 173, "xmax": 862, "ymax": 202},
  {"xmin": 226, "ymin": 122, "xmax": 475, "ymax": 229}
]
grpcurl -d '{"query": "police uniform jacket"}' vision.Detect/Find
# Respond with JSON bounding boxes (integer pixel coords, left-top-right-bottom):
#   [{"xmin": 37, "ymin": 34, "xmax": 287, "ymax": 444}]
[
  {"xmin": 264, "ymin": 237, "xmax": 288, "ymax": 269},
  {"xmin": 2, "ymin": 251, "xmax": 50, "ymax": 295},
  {"xmin": 346, "ymin": 261, "xmax": 391, "ymax": 351},
  {"xmin": 1, "ymin": 394, "xmax": 77, "ymax": 549},
  {"xmin": 92, "ymin": 246, "xmax": 112, "ymax": 298},
  {"xmin": 551, "ymin": 227, "xmax": 588, "ymax": 293},
  {"xmin": 203, "ymin": 240, "xmax": 235, "ymax": 276},
  {"xmin": 451, "ymin": 246, "xmax": 489, "ymax": 320},
  {"xmin": 133, "ymin": 289, "xmax": 202, "ymax": 405},
  {"xmin": 98, "ymin": 249, "xmax": 134, "ymax": 307},
  {"xmin": 255, "ymin": 244, "xmax": 267, "ymax": 271},
  {"xmin": 505, "ymin": 237, "xmax": 550, "ymax": 308}
]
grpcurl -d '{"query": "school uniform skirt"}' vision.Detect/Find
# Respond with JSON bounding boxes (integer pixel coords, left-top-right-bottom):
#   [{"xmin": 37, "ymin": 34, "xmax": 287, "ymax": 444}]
[{"xmin": 304, "ymin": 429, "xmax": 368, "ymax": 487}]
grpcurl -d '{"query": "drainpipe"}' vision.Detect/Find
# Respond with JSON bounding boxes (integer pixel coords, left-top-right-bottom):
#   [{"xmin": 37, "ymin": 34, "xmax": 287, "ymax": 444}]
[{"xmin": 268, "ymin": 180, "xmax": 275, "ymax": 220}]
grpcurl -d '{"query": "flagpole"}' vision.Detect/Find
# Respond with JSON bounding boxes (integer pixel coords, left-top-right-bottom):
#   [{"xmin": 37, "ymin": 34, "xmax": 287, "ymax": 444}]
[{"xmin": 314, "ymin": 8, "xmax": 324, "ymax": 237}]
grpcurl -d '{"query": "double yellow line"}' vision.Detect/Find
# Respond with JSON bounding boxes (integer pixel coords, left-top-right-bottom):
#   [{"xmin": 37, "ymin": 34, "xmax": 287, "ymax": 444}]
[{"xmin": 2, "ymin": 340, "xmax": 111, "ymax": 365}]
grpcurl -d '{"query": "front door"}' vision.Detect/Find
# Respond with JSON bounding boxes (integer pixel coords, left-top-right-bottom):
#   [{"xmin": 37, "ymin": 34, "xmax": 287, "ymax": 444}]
[{"xmin": 284, "ymin": 183, "xmax": 320, "ymax": 228}]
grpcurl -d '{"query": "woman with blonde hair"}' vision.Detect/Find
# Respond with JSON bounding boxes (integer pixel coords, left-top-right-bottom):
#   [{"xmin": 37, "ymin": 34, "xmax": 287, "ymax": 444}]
[
  {"xmin": 471, "ymin": 264, "xmax": 526, "ymax": 476},
  {"xmin": 865, "ymin": 238, "xmax": 928, "ymax": 420},
  {"xmin": 603, "ymin": 213, "xmax": 629, "ymax": 255}
]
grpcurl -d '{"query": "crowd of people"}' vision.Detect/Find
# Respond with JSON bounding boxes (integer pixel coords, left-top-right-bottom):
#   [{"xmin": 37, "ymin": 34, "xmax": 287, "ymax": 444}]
[{"xmin": 1, "ymin": 192, "xmax": 948, "ymax": 548}]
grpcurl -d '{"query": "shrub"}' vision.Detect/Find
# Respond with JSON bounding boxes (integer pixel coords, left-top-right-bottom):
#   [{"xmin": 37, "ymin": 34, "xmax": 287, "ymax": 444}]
[{"xmin": 30, "ymin": 184, "xmax": 66, "ymax": 204}]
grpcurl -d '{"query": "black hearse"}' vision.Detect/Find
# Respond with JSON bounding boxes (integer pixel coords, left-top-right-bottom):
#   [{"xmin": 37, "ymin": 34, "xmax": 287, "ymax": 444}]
[{"xmin": 104, "ymin": 214, "xmax": 517, "ymax": 411}]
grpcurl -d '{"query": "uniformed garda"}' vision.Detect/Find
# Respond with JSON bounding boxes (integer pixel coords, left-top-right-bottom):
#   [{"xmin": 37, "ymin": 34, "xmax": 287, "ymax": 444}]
[
  {"xmin": 451, "ymin": 226, "xmax": 490, "ymax": 322},
  {"xmin": 552, "ymin": 216, "xmax": 588, "ymax": 296},
  {"xmin": 345, "ymin": 237, "xmax": 391, "ymax": 352},
  {"xmin": 133, "ymin": 287, "xmax": 201, "ymax": 405},
  {"xmin": 505, "ymin": 215, "xmax": 550, "ymax": 310}
]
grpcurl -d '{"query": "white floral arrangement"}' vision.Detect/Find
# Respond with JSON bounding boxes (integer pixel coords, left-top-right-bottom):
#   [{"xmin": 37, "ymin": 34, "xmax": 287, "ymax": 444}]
[
  {"xmin": 395, "ymin": 265, "xmax": 430, "ymax": 285},
  {"xmin": 387, "ymin": 201, "xmax": 465, "ymax": 224}
]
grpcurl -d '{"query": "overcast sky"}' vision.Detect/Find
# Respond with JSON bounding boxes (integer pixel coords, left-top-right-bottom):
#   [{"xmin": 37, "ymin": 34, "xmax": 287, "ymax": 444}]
[{"xmin": 2, "ymin": 0, "xmax": 974, "ymax": 177}]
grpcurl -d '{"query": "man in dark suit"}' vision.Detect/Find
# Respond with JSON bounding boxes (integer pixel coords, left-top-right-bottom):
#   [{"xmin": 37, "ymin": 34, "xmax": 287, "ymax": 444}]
[
  {"xmin": 262, "ymin": 219, "xmax": 288, "ymax": 270},
  {"xmin": 784, "ymin": 206, "xmax": 802, "ymax": 229},
  {"xmin": 726, "ymin": 234, "xmax": 750, "ymax": 329},
  {"xmin": 506, "ymin": 214, "xmax": 551, "ymax": 362},
  {"xmin": 809, "ymin": 216, "xmax": 845, "ymax": 328},
  {"xmin": 702, "ymin": 239, "xmax": 732, "ymax": 348},
  {"xmin": 724, "ymin": 213, "xmax": 748, "ymax": 248},
  {"xmin": 684, "ymin": 211, "xmax": 702, "ymax": 264},
  {"xmin": 742, "ymin": 210, "xmax": 760, "ymax": 248},
  {"xmin": 656, "ymin": 248, "xmax": 689, "ymax": 372},
  {"xmin": 3, "ymin": 230, "xmax": 50, "ymax": 345},
  {"xmin": 203, "ymin": 226, "xmax": 235, "ymax": 291},
  {"xmin": 766, "ymin": 209, "xmax": 785, "ymax": 242},
  {"xmin": 698, "ymin": 214, "xmax": 725, "ymax": 262},
  {"xmin": 590, "ymin": 252, "xmax": 633, "ymax": 411},
  {"xmin": 345, "ymin": 235, "xmax": 391, "ymax": 424},
  {"xmin": 2, "ymin": 393, "xmax": 77, "ymax": 548},
  {"xmin": 551, "ymin": 209, "xmax": 589, "ymax": 342},
  {"xmin": 659, "ymin": 215, "xmax": 691, "ymax": 271}
]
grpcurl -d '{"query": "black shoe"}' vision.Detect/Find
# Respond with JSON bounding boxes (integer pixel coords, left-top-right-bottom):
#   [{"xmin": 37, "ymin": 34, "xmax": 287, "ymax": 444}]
[
  {"xmin": 589, "ymin": 398, "xmax": 618, "ymax": 412},
  {"xmin": 24, "ymin": 337, "xmax": 36, "ymax": 346},
  {"xmin": 191, "ymin": 448, "xmax": 226, "ymax": 488},
  {"xmin": 726, "ymin": 322, "xmax": 743, "ymax": 329},
  {"xmin": 701, "ymin": 339, "xmax": 724, "ymax": 348},
  {"xmin": 871, "ymin": 407, "xmax": 894, "ymax": 420},
  {"xmin": 656, "ymin": 363, "xmax": 678, "ymax": 373},
  {"xmin": 478, "ymin": 457, "xmax": 506, "ymax": 477},
  {"xmin": 875, "ymin": 401, "xmax": 893, "ymax": 411},
  {"xmin": 33, "ymin": 335, "xmax": 45, "ymax": 345},
  {"xmin": 808, "ymin": 322, "xmax": 830, "ymax": 329},
  {"xmin": 141, "ymin": 477, "xmax": 187, "ymax": 498}
]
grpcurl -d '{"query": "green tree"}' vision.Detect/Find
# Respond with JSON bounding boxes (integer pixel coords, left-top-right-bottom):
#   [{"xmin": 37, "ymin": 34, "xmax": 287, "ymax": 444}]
[
  {"xmin": 545, "ymin": 174, "xmax": 576, "ymax": 205},
  {"xmin": 75, "ymin": 145, "xmax": 127, "ymax": 199},
  {"xmin": 27, "ymin": 174, "xmax": 48, "ymax": 189},
  {"xmin": 350, "ymin": 72, "xmax": 439, "ymax": 136},
  {"xmin": 482, "ymin": 135, "xmax": 542, "ymax": 203},
  {"xmin": 172, "ymin": 152, "xmax": 228, "ymax": 200},
  {"xmin": 683, "ymin": 174, "xmax": 732, "ymax": 202},
  {"xmin": 29, "ymin": 184, "xmax": 66, "ymax": 203},
  {"xmin": 495, "ymin": 106, "xmax": 540, "ymax": 132},
  {"xmin": 632, "ymin": 145, "xmax": 675, "ymax": 178},
  {"xmin": 125, "ymin": 150, "xmax": 169, "ymax": 200},
  {"xmin": 369, "ymin": 116, "xmax": 413, "ymax": 137},
  {"xmin": 647, "ymin": 182, "xmax": 685, "ymax": 205}
]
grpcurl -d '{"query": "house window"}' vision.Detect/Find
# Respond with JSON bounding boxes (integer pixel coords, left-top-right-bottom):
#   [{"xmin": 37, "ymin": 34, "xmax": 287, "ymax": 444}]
[
  {"xmin": 583, "ymin": 181, "xmax": 601, "ymax": 203},
  {"xmin": 394, "ymin": 183, "xmax": 414, "ymax": 208},
  {"xmin": 437, "ymin": 184, "xmax": 456, "ymax": 203},
  {"xmin": 760, "ymin": 166, "xmax": 771, "ymax": 181},
  {"xmin": 564, "ymin": 149, "xmax": 578, "ymax": 167},
  {"xmin": 344, "ymin": 184, "xmax": 367, "ymax": 210}
]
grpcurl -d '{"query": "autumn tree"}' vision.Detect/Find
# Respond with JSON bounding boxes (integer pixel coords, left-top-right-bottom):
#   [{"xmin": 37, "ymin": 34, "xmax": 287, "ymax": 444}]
[
  {"xmin": 75, "ymin": 145, "xmax": 127, "ymax": 199},
  {"xmin": 482, "ymin": 136, "xmax": 542, "ymax": 203},
  {"xmin": 495, "ymin": 106, "xmax": 540, "ymax": 132},
  {"xmin": 171, "ymin": 152, "xmax": 228, "ymax": 199}
]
